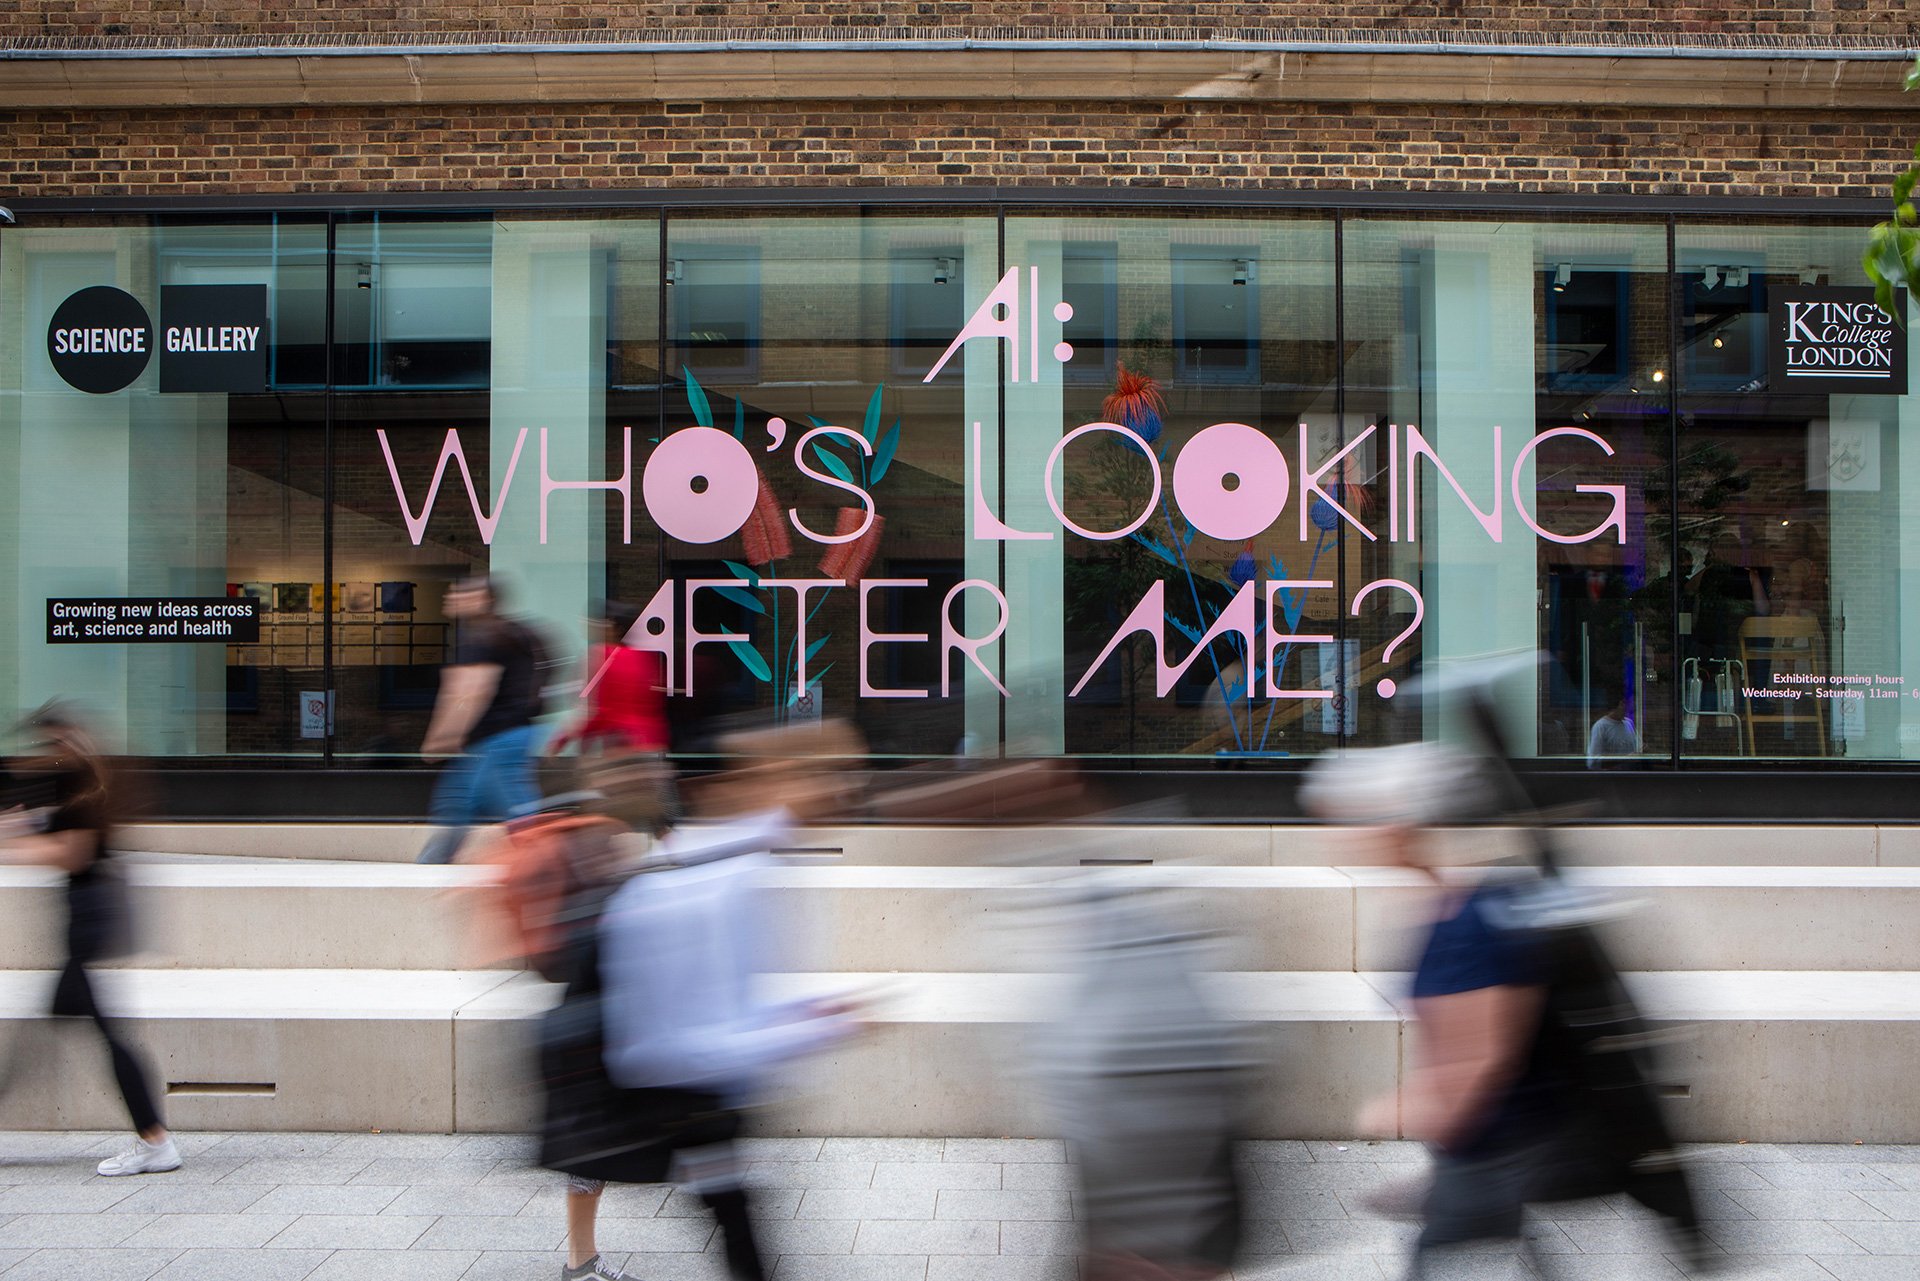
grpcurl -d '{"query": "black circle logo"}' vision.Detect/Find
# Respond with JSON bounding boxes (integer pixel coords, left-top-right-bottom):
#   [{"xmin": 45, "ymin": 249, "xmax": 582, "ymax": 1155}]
[{"xmin": 47, "ymin": 286, "xmax": 153, "ymax": 394}]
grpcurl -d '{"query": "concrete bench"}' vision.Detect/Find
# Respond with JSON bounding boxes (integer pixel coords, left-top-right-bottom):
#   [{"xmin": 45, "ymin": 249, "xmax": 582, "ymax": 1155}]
[{"xmin": 3, "ymin": 967, "xmax": 1916, "ymax": 1143}]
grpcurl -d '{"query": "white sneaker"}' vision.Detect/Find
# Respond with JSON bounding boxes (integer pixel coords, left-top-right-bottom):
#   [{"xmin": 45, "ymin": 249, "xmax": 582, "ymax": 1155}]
[{"xmin": 95, "ymin": 1136, "xmax": 182, "ymax": 1177}]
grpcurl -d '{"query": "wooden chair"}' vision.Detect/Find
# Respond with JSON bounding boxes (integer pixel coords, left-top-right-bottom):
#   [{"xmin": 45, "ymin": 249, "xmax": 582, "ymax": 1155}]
[{"xmin": 1738, "ymin": 615, "xmax": 1826, "ymax": 757}]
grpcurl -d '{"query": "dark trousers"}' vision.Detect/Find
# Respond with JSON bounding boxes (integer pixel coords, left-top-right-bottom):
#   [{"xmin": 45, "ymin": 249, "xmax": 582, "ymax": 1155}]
[
  {"xmin": 701, "ymin": 1186, "xmax": 768, "ymax": 1281},
  {"xmin": 52, "ymin": 959, "xmax": 164, "ymax": 1135}
]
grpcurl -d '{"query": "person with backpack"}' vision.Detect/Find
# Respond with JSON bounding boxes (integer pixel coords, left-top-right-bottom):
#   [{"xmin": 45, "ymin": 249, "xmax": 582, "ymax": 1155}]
[
  {"xmin": 418, "ymin": 574, "xmax": 551, "ymax": 865},
  {"xmin": 573, "ymin": 723, "xmax": 864, "ymax": 1281},
  {"xmin": 546, "ymin": 600, "xmax": 675, "ymax": 837},
  {"xmin": 0, "ymin": 703, "xmax": 179, "ymax": 1177},
  {"xmin": 464, "ymin": 790, "xmax": 648, "ymax": 1281},
  {"xmin": 1304, "ymin": 737, "xmax": 1707, "ymax": 1279}
]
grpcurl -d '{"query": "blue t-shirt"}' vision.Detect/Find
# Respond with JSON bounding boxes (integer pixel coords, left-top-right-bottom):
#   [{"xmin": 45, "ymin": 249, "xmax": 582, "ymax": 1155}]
[{"xmin": 1410, "ymin": 884, "xmax": 1559, "ymax": 1154}]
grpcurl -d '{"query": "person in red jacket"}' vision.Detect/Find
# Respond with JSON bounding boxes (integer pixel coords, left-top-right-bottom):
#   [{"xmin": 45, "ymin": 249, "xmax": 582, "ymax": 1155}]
[{"xmin": 548, "ymin": 602, "xmax": 675, "ymax": 835}]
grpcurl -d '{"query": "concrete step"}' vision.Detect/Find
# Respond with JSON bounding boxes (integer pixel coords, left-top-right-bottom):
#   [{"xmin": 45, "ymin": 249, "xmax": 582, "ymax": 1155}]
[
  {"xmin": 7, "ymin": 863, "xmax": 1916, "ymax": 973},
  {"xmin": 0, "ymin": 864, "xmax": 511, "ymax": 972},
  {"xmin": 119, "ymin": 822, "xmax": 1919, "ymax": 867},
  {"xmin": 1, "ymin": 968, "xmax": 1915, "ymax": 1143}
]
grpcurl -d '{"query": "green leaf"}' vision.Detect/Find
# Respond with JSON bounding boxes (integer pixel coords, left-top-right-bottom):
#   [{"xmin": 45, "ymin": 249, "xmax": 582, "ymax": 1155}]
[
  {"xmin": 733, "ymin": 396, "xmax": 745, "ymax": 442},
  {"xmin": 812, "ymin": 441, "xmax": 856, "ymax": 484},
  {"xmin": 1896, "ymin": 169, "xmax": 1919, "ymax": 209},
  {"xmin": 805, "ymin": 634, "xmax": 829, "ymax": 664},
  {"xmin": 720, "ymin": 631, "xmax": 772, "ymax": 681},
  {"xmin": 1866, "ymin": 240, "xmax": 1901, "ymax": 327},
  {"xmin": 713, "ymin": 585, "xmax": 766, "ymax": 614},
  {"xmin": 871, "ymin": 417, "xmax": 902, "ymax": 484},
  {"xmin": 682, "ymin": 366, "xmax": 713, "ymax": 428},
  {"xmin": 861, "ymin": 384, "xmax": 885, "ymax": 444},
  {"xmin": 723, "ymin": 559, "xmax": 760, "ymax": 586},
  {"xmin": 1905, "ymin": 57, "xmax": 1920, "ymax": 92}
]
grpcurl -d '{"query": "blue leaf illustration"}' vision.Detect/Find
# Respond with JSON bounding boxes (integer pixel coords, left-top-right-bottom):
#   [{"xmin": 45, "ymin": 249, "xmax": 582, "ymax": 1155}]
[
  {"xmin": 872, "ymin": 418, "xmax": 903, "ymax": 484},
  {"xmin": 812, "ymin": 441, "xmax": 856, "ymax": 484},
  {"xmin": 723, "ymin": 560, "xmax": 761, "ymax": 586},
  {"xmin": 862, "ymin": 385, "xmax": 885, "ymax": 444},
  {"xmin": 805, "ymin": 634, "xmax": 830, "ymax": 663},
  {"xmin": 713, "ymin": 585, "xmax": 766, "ymax": 615},
  {"xmin": 1166, "ymin": 612, "xmax": 1205, "ymax": 645},
  {"xmin": 683, "ymin": 366, "xmax": 713, "ymax": 428},
  {"xmin": 733, "ymin": 397, "xmax": 745, "ymax": 442},
  {"xmin": 719, "ymin": 630, "xmax": 771, "ymax": 681},
  {"xmin": 1130, "ymin": 532, "xmax": 1180, "ymax": 567}
]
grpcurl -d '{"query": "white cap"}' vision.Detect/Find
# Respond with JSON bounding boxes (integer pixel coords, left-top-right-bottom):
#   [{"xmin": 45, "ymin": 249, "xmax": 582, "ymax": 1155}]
[{"xmin": 1299, "ymin": 741, "xmax": 1501, "ymax": 826}]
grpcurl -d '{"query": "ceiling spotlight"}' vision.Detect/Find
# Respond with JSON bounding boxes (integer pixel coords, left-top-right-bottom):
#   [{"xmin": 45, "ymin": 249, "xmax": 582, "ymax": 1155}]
[
  {"xmin": 1651, "ymin": 369, "xmax": 1666, "ymax": 383},
  {"xmin": 1727, "ymin": 266, "xmax": 1750, "ymax": 289},
  {"xmin": 1552, "ymin": 264, "xmax": 1572, "ymax": 292},
  {"xmin": 1712, "ymin": 336, "xmax": 1725, "ymax": 349},
  {"xmin": 1231, "ymin": 259, "xmax": 1253, "ymax": 287},
  {"xmin": 1701, "ymin": 266, "xmax": 1723, "ymax": 291},
  {"xmin": 933, "ymin": 257, "xmax": 953, "ymax": 286},
  {"xmin": 1799, "ymin": 268, "xmax": 1821, "ymax": 286}
]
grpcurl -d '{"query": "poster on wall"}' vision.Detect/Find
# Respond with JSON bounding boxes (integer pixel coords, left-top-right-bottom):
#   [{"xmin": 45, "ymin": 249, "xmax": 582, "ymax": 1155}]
[
  {"xmin": 299, "ymin": 691, "xmax": 335, "ymax": 739},
  {"xmin": 1770, "ymin": 286, "xmax": 1908, "ymax": 396}
]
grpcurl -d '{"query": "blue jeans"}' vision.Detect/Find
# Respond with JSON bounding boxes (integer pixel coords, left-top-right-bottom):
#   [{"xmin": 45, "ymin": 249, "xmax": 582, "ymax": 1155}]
[{"xmin": 417, "ymin": 724, "xmax": 542, "ymax": 864}]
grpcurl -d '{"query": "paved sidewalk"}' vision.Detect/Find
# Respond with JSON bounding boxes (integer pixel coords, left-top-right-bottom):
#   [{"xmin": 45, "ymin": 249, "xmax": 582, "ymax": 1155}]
[{"xmin": 2, "ymin": 1131, "xmax": 1917, "ymax": 1280}]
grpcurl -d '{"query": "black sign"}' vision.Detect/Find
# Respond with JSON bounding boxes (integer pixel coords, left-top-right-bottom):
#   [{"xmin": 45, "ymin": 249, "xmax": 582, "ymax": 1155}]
[
  {"xmin": 46, "ymin": 286, "xmax": 153, "ymax": 394},
  {"xmin": 47, "ymin": 597, "xmax": 261, "ymax": 644},
  {"xmin": 159, "ymin": 284, "xmax": 269, "ymax": 393},
  {"xmin": 1770, "ymin": 286, "xmax": 1908, "ymax": 395}
]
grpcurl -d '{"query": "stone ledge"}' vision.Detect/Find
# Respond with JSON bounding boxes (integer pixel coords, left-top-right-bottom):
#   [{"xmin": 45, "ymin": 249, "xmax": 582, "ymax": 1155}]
[
  {"xmin": 1, "ymin": 44, "xmax": 1910, "ymax": 111},
  {"xmin": 1, "ymin": 968, "xmax": 1916, "ymax": 1140}
]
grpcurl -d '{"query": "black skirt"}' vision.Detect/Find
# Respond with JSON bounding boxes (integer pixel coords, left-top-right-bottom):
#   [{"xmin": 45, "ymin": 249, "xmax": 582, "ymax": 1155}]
[{"xmin": 535, "ymin": 907, "xmax": 739, "ymax": 1184}]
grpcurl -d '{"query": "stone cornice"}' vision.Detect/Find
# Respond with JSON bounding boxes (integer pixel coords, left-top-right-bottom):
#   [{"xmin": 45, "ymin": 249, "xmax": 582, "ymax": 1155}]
[{"xmin": 0, "ymin": 42, "xmax": 1914, "ymax": 112}]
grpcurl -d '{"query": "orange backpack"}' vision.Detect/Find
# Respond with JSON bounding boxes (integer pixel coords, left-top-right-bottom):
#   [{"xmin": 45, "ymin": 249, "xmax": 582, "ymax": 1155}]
[{"xmin": 466, "ymin": 813, "xmax": 622, "ymax": 978}]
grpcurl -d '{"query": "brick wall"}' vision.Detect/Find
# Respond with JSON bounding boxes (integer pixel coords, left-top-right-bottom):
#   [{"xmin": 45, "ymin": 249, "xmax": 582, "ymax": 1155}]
[
  {"xmin": 3, "ymin": 100, "xmax": 1911, "ymax": 200},
  {"xmin": 1, "ymin": 1, "xmax": 1912, "ymax": 45}
]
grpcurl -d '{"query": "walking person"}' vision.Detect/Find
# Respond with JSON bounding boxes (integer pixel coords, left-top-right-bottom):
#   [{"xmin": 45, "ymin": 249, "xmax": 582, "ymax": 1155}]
[
  {"xmin": 0, "ymin": 703, "xmax": 179, "ymax": 1177},
  {"xmin": 418, "ymin": 575, "xmax": 550, "ymax": 865},
  {"xmin": 1306, "ymin": 733, "xmax": 1707, "ymax": 1280},
  {"xmin": 541, "ymin": 724, "xmax": 863, "ymax": 1281},
  {"xmin": 547, "ymin": 601, "xmax": 675, "ymax": 837}
]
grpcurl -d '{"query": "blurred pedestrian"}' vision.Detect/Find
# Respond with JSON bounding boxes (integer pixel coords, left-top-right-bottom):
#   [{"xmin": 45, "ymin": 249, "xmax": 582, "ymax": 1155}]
[
  {"xmin": 1036, "ymin": 880, "xmax": 1252, "ymax": 1281},
  {"xmin": 1306, "ymin": 740, "xmax": 1706, "ymax": 1279},
  {"xmin": 547, "ymin": 601, "xmax": 675, "ymax": 837},
  {"xmin": 0, "ymin": 703, "xmax": 178, "ymax": 1177},
  {"xmin": 476, "ymin": 791, "xmax": 641, "ymax": 1281},
  {"xmin": 543, "ymin": 723, "xmax": 863, "ymax": 1281},
  {"xmin": 418, "ymin": 575, "xmax": 551, "ymax": 864}
]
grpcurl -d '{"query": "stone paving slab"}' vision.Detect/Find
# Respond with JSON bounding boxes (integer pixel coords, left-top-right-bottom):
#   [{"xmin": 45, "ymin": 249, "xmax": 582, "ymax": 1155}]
[{"xmin": 4, "ymin": 1132, "xmax": 1917, "ymax": 1279}]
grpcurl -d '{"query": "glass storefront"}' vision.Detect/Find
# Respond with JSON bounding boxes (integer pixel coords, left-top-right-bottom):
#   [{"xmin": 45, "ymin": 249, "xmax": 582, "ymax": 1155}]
[{"xmin": 3, "ymin": 204, "xmax": 1915, "ymax": 780}]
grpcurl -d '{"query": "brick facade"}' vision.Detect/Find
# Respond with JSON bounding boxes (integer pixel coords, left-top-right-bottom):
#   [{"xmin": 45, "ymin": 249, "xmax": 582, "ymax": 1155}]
[
  {"xmin": 1, "ymin": 2, "xmax": 1912, "ymax": 46},
  {"xmin": 2, "ymin": 100, "xmax": 1911, "ymax": 201}
]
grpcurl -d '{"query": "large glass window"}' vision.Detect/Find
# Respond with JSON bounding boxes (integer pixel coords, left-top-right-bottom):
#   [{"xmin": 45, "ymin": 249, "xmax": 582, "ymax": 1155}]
[
  {"xmin": 0, "ymin": 217, "xmax": 328, "ymax": 757},
  {"xmin": 1674, "ymin": 222, "xmax": 1919, "ymax": 762},
  {"xmin": 3, "ymin": 205, "xmax": 1915, "ymax": 778},
  {"xmin": 1343, "ymin": 218, "xmax": 1672, "ymax": 764}
]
